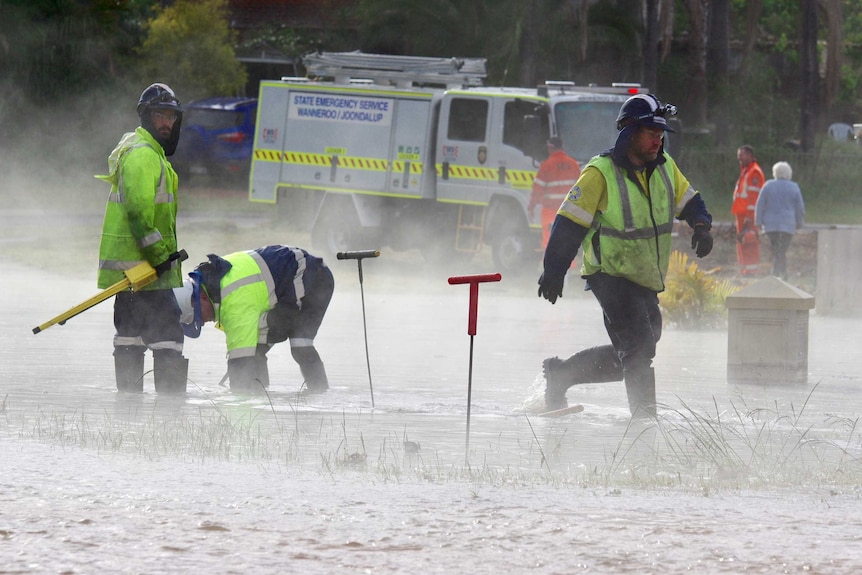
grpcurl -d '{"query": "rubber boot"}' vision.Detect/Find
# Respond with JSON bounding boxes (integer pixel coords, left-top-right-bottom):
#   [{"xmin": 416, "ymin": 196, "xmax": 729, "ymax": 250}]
[
  {"xmin": 114, "ymin": 346, "xmax": 146, "ymax": 393},
  {"xmin": 254, "ymin": 349, "xmax": 270, "ymax": 390},
  {"xmin": 228, "ymin": 355, "xmax": 270, "ymax": 394},
  {"xmin": 300, "ymin": 360, "xmax": 329, "ymax": 393},
  {"xmin": 543, "ymin": 345, "xmax": 623, "ymax": 410},
  {"xmin": 292, "ymin": 346, "xmax": 329, "ymax": 393},
  {"xmin": 624, "ymin": 365, "xmax": 656, "ymax": 419},
  {"xmin": 153, "ymin": 350, "xmax": 188, "ymax": 394}
]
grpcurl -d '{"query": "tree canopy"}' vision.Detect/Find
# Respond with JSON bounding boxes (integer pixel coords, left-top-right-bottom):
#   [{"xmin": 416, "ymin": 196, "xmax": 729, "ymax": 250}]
[
  {"xmin": 137, "ymin": 0, "xmax": 246, "ymax": 101},
  {"xmin": 4, "ymin": 0, "xmax": 862, "ymax": 146}
]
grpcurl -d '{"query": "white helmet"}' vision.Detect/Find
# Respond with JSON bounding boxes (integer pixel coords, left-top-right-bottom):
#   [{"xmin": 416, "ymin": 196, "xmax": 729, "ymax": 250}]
[{"xmin": 172, "ymin": 272, "xmax": 203, "ymax": 338}]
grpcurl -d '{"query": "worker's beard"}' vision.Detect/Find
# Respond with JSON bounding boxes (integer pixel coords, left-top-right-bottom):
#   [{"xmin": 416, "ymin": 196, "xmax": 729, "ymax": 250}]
[{"xmin": 141, "ymin": 113, "xmax": 183, "ymax": 156}]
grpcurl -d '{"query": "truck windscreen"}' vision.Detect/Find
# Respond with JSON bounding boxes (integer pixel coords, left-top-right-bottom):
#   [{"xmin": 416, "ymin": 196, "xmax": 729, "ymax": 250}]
[{"xmin": 554, "ymin": 101, "xmax": 622, "ymax": 164}]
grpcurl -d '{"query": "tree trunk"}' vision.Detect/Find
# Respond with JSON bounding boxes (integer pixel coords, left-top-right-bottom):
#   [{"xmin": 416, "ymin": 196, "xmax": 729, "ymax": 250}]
[
  {"xmin": 707, "ymin": 0, "xmax": 730, "ymax": 145},
  {"xmin": 820, "ymin": 0, "xmax": 843, "ymax": 110},
  {"xmin": 643, "ymin": 0, "xmax": 659, "ymax": 92},
  {"xmin": 518, "ymin": 0, "xmax": 540, "ymax": 87},
  {"xmin": 801, "ymin": 0, "xmax": 818, "ymax": 152},
  {"xmin": 658, "ymin": 0, "xmax": 675, "ymax": 62},
  {"xmin": 682, "ymin": 0, "xmax": 708, "ymax": 128},
  {"xmin": 739, "ymin": 0, "xmax": 764, "ymax": 78},
  {"xmin": 577, "ymin": 0, "xmax": 589, "ymax": 62}
]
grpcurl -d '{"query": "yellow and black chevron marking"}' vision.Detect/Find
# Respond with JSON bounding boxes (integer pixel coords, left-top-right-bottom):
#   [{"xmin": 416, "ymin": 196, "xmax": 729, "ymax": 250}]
[
  {"xmin": 391, "ymin": 161, "xmax": 424, "ymax": 174},
  {"xmin": 436, "ymin": 164, "xmax": 535, "ymax": 189},
  {"xmin": 335, "ymin": 156, "xmax": 389, "ymax": 171},
  {"xmin": 438, "ymin": 164, "xmax": 498, "ymax": 181},
  {"xmin": 253, "ymin": 148, "xmax": 534, "ymax": 188},
  {"xmin": 507, "ymin": 169, "xmax": 534, "ymax": 189},
  {"xmin": 254, "ymin": 149, "xmax": 282, "ymax": 161}
]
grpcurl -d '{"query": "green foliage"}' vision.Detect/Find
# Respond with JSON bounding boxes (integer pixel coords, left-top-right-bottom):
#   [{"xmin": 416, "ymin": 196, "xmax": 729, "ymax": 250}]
[
  {"xmin": 0, "ymin": 0, "xmax": 148, "ymax": 110},
  {"xmin": 238, "ymin": 26, "xmax": 324, "ymax": 62},
  {"xmin": 354, "ymin": 0, "xmax": 644, "ymax": 86},
  {"xmin": 355, "ymin": 0, "xmax": 527, "ymax": 84},
  {"xmin": 659, "ymin": 250, "xmax": 740, "ymax": 329},
  {"xmin": 136, "ymin": 0, "xmax": 246, "ymax": 101}
]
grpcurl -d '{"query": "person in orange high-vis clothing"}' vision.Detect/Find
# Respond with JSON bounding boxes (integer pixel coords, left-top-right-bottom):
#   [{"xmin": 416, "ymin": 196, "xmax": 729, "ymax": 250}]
[
  {"xmin": 731, "ymin": 145, "xmax": 765, "ymax": 276},
  {"xmin": 529, "ymin": 137, "xmax": 581, "ymax": 249}
]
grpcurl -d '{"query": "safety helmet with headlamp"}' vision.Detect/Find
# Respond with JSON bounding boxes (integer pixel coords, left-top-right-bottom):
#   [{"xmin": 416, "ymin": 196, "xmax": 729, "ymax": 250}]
[{"xmin": 616, "ymin": 94, "xmax": 677, "ymax": 133}]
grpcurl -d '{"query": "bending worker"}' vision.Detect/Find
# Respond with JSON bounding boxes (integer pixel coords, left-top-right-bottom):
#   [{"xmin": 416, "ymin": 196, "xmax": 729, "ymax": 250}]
[
  {"xmin": 97, "ymin": 83, "xmax": 187, "ymax": 393},
  {"xmin": 174, "ymin": 245, "xmax": 334, "ymax": 393},
  {"xmin": 537, "ymin": 94, "xmax": 714, "ymax": 418}
]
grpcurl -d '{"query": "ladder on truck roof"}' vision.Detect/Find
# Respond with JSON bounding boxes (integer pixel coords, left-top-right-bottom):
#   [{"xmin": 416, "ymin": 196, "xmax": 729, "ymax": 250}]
[{"xmin": 303, "ymin": 51, "xmax": 487, "ymax": 89}]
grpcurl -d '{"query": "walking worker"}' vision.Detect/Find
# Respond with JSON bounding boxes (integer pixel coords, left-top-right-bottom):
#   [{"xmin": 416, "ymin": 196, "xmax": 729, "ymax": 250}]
[
  {"xmin": 755, "ymin": 161, "xmax": 805, "ymax": 280},
  {"xmin": 732, "ymin": 145, "xmax": 765, "ymax": 276},
  {"xmin": 536, "ymin": 94, "xmax": 714, "ymax": 418},
  {"xmin": 528, "ymin": 136, "xmax": 582, "ymax": 249},
  {"xmin": 174, "ymin": 245, "xmax": 334, "ymax": 393},
  {"xmin": 96, "ymin": 83, "xmax": 188, "ymax": 393}
]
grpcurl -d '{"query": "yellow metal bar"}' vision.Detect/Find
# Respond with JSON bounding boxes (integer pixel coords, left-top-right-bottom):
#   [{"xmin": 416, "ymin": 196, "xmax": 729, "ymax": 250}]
[
  {"xmin": 32, "ymin": 275, "xmax": 135, "ymax": 334},
  {"xmin": 32, "ymin": 250, "xmax": 186, "ymax": 335}
]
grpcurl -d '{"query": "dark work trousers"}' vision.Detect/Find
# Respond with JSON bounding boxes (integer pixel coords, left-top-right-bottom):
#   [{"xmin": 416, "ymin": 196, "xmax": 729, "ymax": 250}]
[
  {"xmin": 113, "ymin": 289, "xmax": 184, "ymax": 351},
  {"xmin": 265, "ymin": 265, "xmax": 335, "ymax": 346},
  {"xmin": 765, "ymin": 231, "xmax": 793, "ymax": 279},
  {"xmin": 585, "ymin": 272, "xmax": 662, "ymax": 373}
]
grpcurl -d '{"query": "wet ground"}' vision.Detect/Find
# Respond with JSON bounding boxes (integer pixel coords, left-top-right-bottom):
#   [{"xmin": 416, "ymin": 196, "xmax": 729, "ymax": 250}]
[{"xmin": 2, "ymin": 204, "xmax": 862, "ymax": 573}]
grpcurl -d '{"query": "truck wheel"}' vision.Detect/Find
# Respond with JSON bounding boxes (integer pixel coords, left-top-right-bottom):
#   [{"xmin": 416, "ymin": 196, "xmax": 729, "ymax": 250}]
[
  {"xmin": 492, "ymin": 226, "xmax": 536, "ymax": 274},
  {"xmin": 311, "ymin": 200, "xmax": 363, "ymax": 256},
  {"xmin": 420, "ymin": 210, "xmax": 473, "ymax": 266}
]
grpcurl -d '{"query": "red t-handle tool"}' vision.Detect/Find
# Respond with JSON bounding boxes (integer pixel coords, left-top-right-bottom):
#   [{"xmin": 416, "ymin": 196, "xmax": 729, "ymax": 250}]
[
  {"xmin": 448, "ymin": 273, "xmax": 502, "ymax": 465},
  {"xmin": 447, "ymin": 273, "xmax": 502, "ymax": 335}
]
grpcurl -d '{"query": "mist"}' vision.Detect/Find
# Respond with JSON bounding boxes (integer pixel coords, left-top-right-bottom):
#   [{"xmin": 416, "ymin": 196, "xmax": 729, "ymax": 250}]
[{"xmin": 4, "ymin": 85, "xmax": 862, "ymax": 575}]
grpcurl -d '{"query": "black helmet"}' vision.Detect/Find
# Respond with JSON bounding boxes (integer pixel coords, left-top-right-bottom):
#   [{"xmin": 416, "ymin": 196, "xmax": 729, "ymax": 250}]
[
  {"xmin": 616, "ymin": 94, "xmax": 677, "ymax": 133},
  {"xmin": 137, "ymin": 83, "xmax": 183, "ymax": 156},
  {"xmin": 136, "ymin": 83, "xmax": 182, "ymax": 116}
]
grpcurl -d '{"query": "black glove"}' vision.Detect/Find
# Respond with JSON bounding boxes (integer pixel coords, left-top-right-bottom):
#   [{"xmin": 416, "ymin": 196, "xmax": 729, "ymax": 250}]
[
  {"xmin": 537, "ymin": 272, "xmax": 564, "ymax": 304},
  {"xmin": 153, "ymin": 249, "xmax": 187, "ymax": 277},
  {"xmin": 691, "ymin": 224, "xmax": 713, "ymax": 258},
  {"xmin": 153, "ymin": 258, "xmax": 173, "ymax": 277}
]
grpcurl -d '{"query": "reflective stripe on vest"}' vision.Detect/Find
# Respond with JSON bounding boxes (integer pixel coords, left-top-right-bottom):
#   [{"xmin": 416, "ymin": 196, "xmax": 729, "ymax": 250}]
[
  {"xmin": 218, "ymin": 252, "xmax": 275, "ymax": 360},
  {"xmin": 98, "ymin": 135, "xmax": 178, "ymax": 291},
  {"xmin": 581, "ymin": 157, "xmax": 676, "ymax": 292}
]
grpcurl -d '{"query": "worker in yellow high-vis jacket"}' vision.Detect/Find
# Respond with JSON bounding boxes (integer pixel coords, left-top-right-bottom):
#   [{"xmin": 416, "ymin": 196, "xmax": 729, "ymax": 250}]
[
  {"xmin": 96, "ymin": 83, "xmax": 187, "ymax": 394},
  {"xmin": 537, "ymin": 94, "xmax": 714, "ymax": 418},
  {"xmin": 174, "ymin": 245, "xmax": 334, "ymax": 394}
]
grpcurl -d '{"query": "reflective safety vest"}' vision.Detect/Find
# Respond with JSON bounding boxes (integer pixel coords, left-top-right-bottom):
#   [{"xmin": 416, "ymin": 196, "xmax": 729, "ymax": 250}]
[
  {"xmin": 213, "ymin": 247, "xmax": 322, "ymax": 360},
  {"xmin": 731, "ymin": 161, "xmax": 764, "ymax": 218},
  {"xmin": 96, "ymin": 127, "xmax": 180, "ymax": 290},
  {"xmin": 580, "ymin": 156, "xmax": 684, "ymax": 292},
  {"xmin": 213, "ymin": 251, "xmax": 276, "ymax": 360},
  {"xmin": 529, "ymin": 150, "xmax": 582, "ymax": 211}
]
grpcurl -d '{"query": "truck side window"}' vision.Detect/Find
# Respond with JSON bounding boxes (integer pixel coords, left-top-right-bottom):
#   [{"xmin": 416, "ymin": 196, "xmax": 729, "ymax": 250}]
[
  {"xmin": 447, "ymin": 98, "xmax": 488, "ymax": 142},
  {"xmin": 503, "ymin": 100, "xmax": 549, "ymax": 156}
]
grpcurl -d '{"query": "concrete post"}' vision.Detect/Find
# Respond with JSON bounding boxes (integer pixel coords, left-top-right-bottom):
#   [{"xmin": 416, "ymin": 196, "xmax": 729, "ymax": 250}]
[{"xmin": 725, "ymin": 276, "xmax": 815, "ymax": 385}]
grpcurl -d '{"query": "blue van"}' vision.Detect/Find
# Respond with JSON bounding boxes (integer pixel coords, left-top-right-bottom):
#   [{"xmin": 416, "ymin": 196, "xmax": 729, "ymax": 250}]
[{"xmin": 172, "ymin": 96, "xmax": 258, "ymax": 181}]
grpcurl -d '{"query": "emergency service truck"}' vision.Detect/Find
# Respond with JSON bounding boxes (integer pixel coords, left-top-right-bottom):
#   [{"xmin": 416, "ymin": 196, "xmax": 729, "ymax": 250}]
[{"xmin": 249, "ymin": 51, "xmax": 661, "ymax": 272}]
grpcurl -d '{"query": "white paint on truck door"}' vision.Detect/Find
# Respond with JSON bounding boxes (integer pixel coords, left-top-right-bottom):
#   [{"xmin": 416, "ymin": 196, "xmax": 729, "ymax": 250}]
[
  {"xmin": 435, "ymin": 95, "xmax": 492, "ymax": 205},
  {"xmin": 281, "ymin": 88, "xmax": 395, "ymax": 195},
  {"xmin": 388, "ymin": 98, "xmax": 434, "ymax": 199},
  {"xmin": 250, "ymin": 82, "xmax": 291, "ymax": 203}
]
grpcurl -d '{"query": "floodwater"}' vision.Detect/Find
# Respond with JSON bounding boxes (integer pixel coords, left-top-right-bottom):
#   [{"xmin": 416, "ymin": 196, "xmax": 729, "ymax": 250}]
[{"xmin": 3, "ymin": 214, "xmax": 862, "ymax": 573}]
